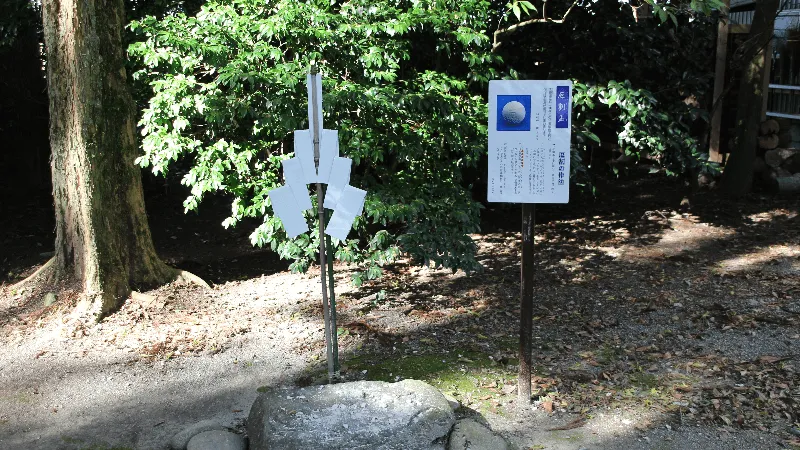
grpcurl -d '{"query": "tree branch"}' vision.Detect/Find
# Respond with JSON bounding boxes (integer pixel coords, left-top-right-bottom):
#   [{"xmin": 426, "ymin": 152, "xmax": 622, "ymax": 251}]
[
  {"xmin": 561, "ymin": 0, "xmax": 579, "ymax": 22},
  {"xmin": 492, "ymin": 0, "xmax": 579, "ymax": 53}
]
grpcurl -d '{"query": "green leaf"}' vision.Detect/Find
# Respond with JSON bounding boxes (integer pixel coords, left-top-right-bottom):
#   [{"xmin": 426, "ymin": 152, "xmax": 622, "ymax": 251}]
[
  {"xmin": 520, "ymin": 1, "xmax": 536, "ymax": 12},
  {"xmin": 583, "ymin": 131, "xmax": 601, "ymax": 144}
]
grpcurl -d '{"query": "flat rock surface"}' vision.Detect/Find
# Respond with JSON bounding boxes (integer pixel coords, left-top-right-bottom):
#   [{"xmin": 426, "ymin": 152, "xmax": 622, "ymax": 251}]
[
  {"xmin": 248, "ymin": 379, "xmax": 455, "ymax": 450},
  {"xmin": 447, "ymin": 419, "xmax": 508, "ymax": 450},
  {"xmin": 186, "ymin": 429, "xmax": 246, "ymax": 450}
]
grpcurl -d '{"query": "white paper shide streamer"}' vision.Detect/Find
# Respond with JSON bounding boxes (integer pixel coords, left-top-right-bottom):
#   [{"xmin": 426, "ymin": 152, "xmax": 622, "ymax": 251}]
[{"xmin": 268, "ymin": 72, "xmax": 366, "ymax": 240}]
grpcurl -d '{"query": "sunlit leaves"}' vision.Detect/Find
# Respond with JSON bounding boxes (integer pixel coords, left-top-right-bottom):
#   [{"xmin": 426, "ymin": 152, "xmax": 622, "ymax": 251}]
[
  {"xmin": 572, "ymin": 79, "xmax": 717, "ymax": 176},
  {"xmin": 129, "ymin": 0, "xmax": 493, "ymax": 279},
  {"xmin": 506, "ymin": 0, "xmax": 536, "ymax": 22}
]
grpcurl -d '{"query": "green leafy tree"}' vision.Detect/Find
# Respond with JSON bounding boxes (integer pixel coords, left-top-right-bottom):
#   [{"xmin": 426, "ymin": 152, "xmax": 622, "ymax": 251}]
[
  {"xmin": 130, "ymin": 0, "xmax": 499, "ymax": 282},
  {"xmin": 129, "ymin": 0, "xmax": 723, "ymax": 282}
]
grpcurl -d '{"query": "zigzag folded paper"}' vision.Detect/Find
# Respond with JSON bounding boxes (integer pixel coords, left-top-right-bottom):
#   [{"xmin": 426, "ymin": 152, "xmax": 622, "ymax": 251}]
[{"xmin": 267, "ymin": 71, "xmax": 366, "ymax": 240}]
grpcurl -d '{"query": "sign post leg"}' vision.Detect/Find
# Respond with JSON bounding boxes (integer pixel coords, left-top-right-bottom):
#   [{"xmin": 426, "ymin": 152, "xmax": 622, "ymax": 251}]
[{"xmin": 519, "ymin": 203, "xmax": 535, "ymax": 403}]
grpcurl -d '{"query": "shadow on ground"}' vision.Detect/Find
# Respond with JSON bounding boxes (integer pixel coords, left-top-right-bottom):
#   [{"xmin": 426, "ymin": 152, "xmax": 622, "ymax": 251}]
[{"xmin": 1, "ymin": 173, "xmax": 797, "ymax": 449}]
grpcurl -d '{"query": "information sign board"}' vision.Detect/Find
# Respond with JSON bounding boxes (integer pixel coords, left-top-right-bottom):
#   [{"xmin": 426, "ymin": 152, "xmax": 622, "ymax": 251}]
[{"xmin": 487, "ymin": 80, "xmax": 572, "ymax": 204}]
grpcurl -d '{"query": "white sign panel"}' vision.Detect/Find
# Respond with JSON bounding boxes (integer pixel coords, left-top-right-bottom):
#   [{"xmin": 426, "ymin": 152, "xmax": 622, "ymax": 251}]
[
  {"xmin": 487, "ymin": 80, "xmax": 572, "ymax": 203},
  {"xmin": 323, "ymin": 157, "xmax": 352, "ymax": 210}
]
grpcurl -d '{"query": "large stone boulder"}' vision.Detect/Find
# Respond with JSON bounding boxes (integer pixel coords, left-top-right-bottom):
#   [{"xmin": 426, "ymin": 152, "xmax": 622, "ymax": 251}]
[{"xmin": 248, "ymin": 379, "xmax": 455, "ymax": 450}]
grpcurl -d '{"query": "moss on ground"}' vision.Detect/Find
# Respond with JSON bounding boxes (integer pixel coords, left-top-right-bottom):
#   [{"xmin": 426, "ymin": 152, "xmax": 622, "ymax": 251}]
[
  {"xmin": 0, "ymin": 391, "xmax": 33, "ymax": 405},
  {"xmin": 343, "ymin": 350, "xmax": 517, "ymax": 413}
]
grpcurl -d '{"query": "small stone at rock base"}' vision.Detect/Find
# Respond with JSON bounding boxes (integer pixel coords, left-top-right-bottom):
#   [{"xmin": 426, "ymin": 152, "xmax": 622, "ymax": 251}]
[
  {"xmin": 442, "ymin": 393, "xmax": 461, "ymax": 411},
  {"xmin": 187, "ymin": 430, "xmax": 246, "ymax": 450},
  {"xmin": 447, "ymin": 419, "xmax": 509, "ymax": 450},
  {"xmin": 170, "ymin": 420, "xmax": 227, "ymax": 450}
]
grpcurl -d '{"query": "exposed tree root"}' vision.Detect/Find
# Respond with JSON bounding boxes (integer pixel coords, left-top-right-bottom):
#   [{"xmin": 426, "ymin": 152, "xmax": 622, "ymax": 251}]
[
  {"xmin": 7, "ymin": 260, "xmax": 210, "ymax": 323},
  {"xmin": 174, "ymin": 269, "xmax": 212, "ymax": 289},
  {"xmin": 130, "ymin": 290, "xmax": 157, "ymax": 305},
  {"xmin": 10, "ymin": 257, "xmax": 55, "ymax": 292}
]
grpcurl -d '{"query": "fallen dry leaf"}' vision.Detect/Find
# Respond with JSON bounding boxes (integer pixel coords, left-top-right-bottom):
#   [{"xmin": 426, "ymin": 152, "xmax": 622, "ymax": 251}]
[{"xmin": 757, "ymin": 355, "xmax": 787, "ymax": 364}]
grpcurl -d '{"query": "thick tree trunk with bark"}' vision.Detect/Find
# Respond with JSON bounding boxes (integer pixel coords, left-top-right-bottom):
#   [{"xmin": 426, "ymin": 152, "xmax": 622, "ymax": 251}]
[
  {"xmin": 41, "ymin": 0, "xmax": 175, "ymax": 317},
  {"xmin": 723, "ymin": 0, "xmax": 780, "ymax": 197}
]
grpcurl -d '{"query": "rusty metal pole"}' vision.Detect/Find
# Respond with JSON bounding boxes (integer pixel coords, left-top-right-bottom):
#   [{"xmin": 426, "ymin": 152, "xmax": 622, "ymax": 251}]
[
  {"xmin": 326, "ymin": 230, "xmax": 339, "ymax": 373},
  {"xmin": 310, "ymin": 65, "xmax": 335, "ymax": 380},
  {"xmin": 519, "ymin": 203, "xmax": 535, "ymax": 403}
]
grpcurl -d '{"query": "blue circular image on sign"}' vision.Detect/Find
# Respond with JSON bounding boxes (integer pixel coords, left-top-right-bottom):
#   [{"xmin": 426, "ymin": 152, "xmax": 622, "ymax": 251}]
[
  {"xmin": 497, "ymin": 95, "xmax": 531, "ymax": 131},
  {"xmin": 502, "ymin": 101, "xmax": 526, "ymax": 124}
]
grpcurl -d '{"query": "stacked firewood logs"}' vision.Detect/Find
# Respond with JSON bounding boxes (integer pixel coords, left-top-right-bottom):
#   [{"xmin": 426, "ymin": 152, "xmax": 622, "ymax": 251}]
[{"xmin": 754, "ymin": 119, "xmax": 800, "ymax": 193}]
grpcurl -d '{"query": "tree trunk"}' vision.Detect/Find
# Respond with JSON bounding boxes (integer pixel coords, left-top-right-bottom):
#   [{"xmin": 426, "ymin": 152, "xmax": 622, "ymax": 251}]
[
  {"xmin": 41, "ymin": 0, "xmax": 175, "ymax": 317},
  {"xmin": 722, "ymin": 0, "xmax": 780, "ymax": 196}
]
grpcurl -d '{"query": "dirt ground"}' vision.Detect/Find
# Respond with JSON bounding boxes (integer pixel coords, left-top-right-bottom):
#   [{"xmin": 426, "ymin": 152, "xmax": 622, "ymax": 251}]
[{"xmin": 0, "ymin": 174, "xmax": 798, "ymax": 449}]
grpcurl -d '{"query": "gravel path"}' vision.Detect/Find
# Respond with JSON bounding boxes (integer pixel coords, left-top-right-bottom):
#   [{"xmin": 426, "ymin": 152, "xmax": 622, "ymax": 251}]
[{"xmin": 488, "ymin": 408, "xmax": 785, "ymax": 449}]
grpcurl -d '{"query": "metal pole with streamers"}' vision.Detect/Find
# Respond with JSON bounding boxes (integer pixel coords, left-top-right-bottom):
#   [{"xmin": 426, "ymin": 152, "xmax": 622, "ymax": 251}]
[{"xmin": 268, "ymin": 65, "xmax": 367, "ymax": 381}]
